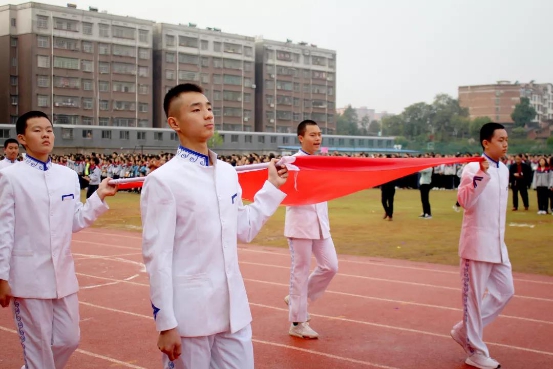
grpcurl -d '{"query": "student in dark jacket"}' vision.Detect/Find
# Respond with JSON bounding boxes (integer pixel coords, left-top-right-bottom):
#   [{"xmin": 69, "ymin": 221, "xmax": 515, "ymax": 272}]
[{"xmin": 508, "ymin": 154, "xmax": 532, "ymax": 211}]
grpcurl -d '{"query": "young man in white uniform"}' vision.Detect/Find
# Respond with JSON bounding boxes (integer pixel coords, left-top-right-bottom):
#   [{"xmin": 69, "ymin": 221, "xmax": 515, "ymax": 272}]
[
  {"xmin": 140, "ymin": 83, "xmax": 289, "ymax": 369},
  {"xmin": 450, "ymin": 122, "xmax": 514, "ymax": 369},
  {"xmin": 0, "ymin": 138, "xmax": 19, "ymax": 170},
  {"xmin": 283, "ymin": 120, "xmax": 338, "ymax": 339},
  {"xmin": 0, "ymin": 111, "xmax": 118, "ymax": 369}
]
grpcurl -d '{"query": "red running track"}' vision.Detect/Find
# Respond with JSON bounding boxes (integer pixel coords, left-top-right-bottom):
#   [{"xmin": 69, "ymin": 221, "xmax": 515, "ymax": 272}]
[{"xmin": 0, "ymin": 228, "xmax": 552, "ymax": 369}]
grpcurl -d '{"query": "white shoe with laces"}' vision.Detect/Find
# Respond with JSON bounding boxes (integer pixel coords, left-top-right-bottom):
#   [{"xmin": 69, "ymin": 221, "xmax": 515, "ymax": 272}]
[
  {"xmin": 284, "ymin": 295, "xmax": 311, "ymax": 322},
  {"xmin": 465, "ymin": 352, "xmax": 501, "ymax": 369},
  {"xmin": 450, "ymin": 323, "xmax": 469, "ymax": 354},
  {"xmin": 289, "ymin": 322, "xmax": 319, "ymax": 339}
]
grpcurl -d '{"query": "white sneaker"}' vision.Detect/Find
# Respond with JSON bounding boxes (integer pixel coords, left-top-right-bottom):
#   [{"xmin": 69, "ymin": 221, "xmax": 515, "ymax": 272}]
[
  {"xmin": 289, "ymin": 322, "xmax": 319, "ymax": 339},
  {"xmin": 284, "ymin": 295, "xmax": 311, "ymax": 322},
  {"xmin": 465, "ymin": 352, "xmax": 500, "ymax": 369},
  {"xmin": 453, "ymin": 205, "xmax": 461, "ymax": 212}
]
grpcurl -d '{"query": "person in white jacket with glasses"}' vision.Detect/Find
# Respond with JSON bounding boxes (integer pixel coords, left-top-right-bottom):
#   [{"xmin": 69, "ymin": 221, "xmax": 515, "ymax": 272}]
[{"xmin": 450, "ymin": 122, "xmax": 514, "ymax": 369}]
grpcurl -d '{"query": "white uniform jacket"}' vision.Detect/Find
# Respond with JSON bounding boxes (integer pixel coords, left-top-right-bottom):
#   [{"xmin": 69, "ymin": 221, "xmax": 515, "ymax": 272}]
[
  {"xmin": 284, "ymin": 150, "xmax": 331, "ymax": 240},
  {"xmin": 0, "ymin": 155, "xmax": 109, "ymax": 299},
  {"xmin": 457, "ymin": 154, "xmax": 509, "ymax": 263},
  {"xmin": 0, "ymin": 158, "xmax": 17, "ymax": 170},
  {"xmin": 140, "ymin": 146, "xmax": 286, "ymax": 337}
]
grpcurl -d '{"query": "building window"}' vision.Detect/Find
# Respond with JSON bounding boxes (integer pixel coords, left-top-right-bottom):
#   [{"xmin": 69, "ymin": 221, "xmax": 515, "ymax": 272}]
[
  {"xmin": 178, "ymin": 71, "xmax": 199, "ymax": 82},
  {"xmin": 54, "ymin": 76, "xmax": 80, "ymax": 89},
  {"xmin": 37, "ymin": 95, "xmax": 49, "ymax": 107},
  {"xmin": 113, "ymin": 44, "xmax": 135, "ymax": 57},
  {"xmin": 54, "ymin": 56, "xmax": 79, "ymax": 70},
  {"xmin": 138, "ymin": 120, "xmax": 148, "ymax": 127},
  {"xmin": 102, "ymin": 130, "xmax": 112, "ymax": 139},
  {"xmin": 37, "ymin": 36, "xmax": 49, "ymax": 48},
  {"xmin": 54, "ymin": 114, "xmax": 79, "ymax": 124},
  {"xmin": 223, "ymin": 75, "xmax": 241, "ymax": 85},
  {"xmin": 99, "ymin": 117, "xmax": 110, "ymax": 126},
  {"xmin": 82, "ymin": 117, "xmax": 93, "ymax": 125},
  {"xmin": 179, "ymin": 53, "xmax": 199, "ymax": 65},
  {"xmin": 170, "ymin": 132, "xmax": 179, "ymax": 141},
  {"xmin": 11, "ymin": 95, "xmax": 18, "ymax": 105},
  {"xmin": 120, "ymin": 131, "xmax": 130, "ymax": 140},
  {"xmin": 11, "ymin": 37, "xmax": 17, "ymax": 47},
  {"xmin": 154, "ymin": 132, "xmax": 163, "ymax": 140},
  {"xmin": 83, "ymin": 79, "xmax": 93, "ymax": 91},
  {"xmin": 37, "ymin": 15, "xmax": 49, "ymax": 29},
  {"xmin": 112, "ymin": 62, "xmax": 137, "ymax": 75},
  {"xmin": 166, "ymin": 52, "xmax": 175, "ymax": 63},
  {"xmin": 201, "ymin": 57, "xmax": 209, "ymax": 67},
  {"xmin": 244, "ymin": 46, "xmax": 253, "ymax": 57},
  {"xmin": 224, "ymin": 42, "xmax": 242, "ymax": 54},
  {"xmin": 138, "ymin": 66, "xmax": 148, "ymax": 77},
  {"xmin": 54, "ymin": 18, "xmax": 78, "ymax": 32},
  {"xmin": 54, "ymin": 95, "xmax": 79, "ymax": 108},
  {"xmin": 214, "ymin": 42, "xmax": 221, "ymax": 52},
  {"xmin": 113, "ymin": 81, "xmax": 136, "ymax": 93},
  {"xmin": 231, "ymin": 135, "xmax": 239, "ymax": 143},
  {"xmin": 201, "ymin": 40, "xmax": 208, "ymax": 50},
  {"xmin": 11, "ymin": 57, "xmax": 17, "ymax": 67},
  {"xmin": 166, "ymin": 69, "xmax": 175, "ymax": 80},
  {"xmin": 138, "ymin": 84, "xmax": 149, "ymax": 94},
  {"xmin": 61, "ymin": 128, "xmax": 73, "ymax": 139},
  {"xmin": 82, "ymin": 98, "xmax": 93, "ymax": 110},
  {"xmin": 82, "ymin": 22, "xmax": 93, "ymax": 35},
  {"xmin": 245, "ymin": 135, "xmax": 252, "ymax": 143},
  {"xmin": 37, "ymin": 75, "xmax": 49, "ymax": 87},
  {"xmin": 139, "ymin": 30, "xmax": 148, "ymax": 43},
  {"xmin": 99, "ymin": 24, "xmax": 110, "ymax": 37},
  {"xmin": 165, "ymin": 34, "xmax": 175, "ymax": 46},
  {"xmin": 82, "ymin": 129, "xmax": 93, "ymax": 138},
  {"xmin": 54, "ymin": 37, "xmax": 79, "ymax": 50},
  {"xmin": 0, "ymin": 129, "xmax": 10, "ymax": 138},
  {"xmin": 137, "ymin": 131, "xmax": 146, "ymax": 140},
  {"xmin": 113, "ymin": 25, "xmax": 135, "ymax": 40},
  {"xmin": 82, "ymin": 41, "xmax": 93, "ymax": 53},
  {"xmin": 99, "ymin": 43, "xmax": 110, "ymax": 54},
  {"xmin": 139, "ymin": 103, "xmax": 148, "ymax": 113},
  {"xmin": 138, "ymin": 48, "xmax": 149, "ymax": 59},
  {"xmin": 81, "ymin": 60, "xmax": 93, "ymax": 72},
  {"xmin": 99, "ymin": 100, "xmax": 109, "ymax": 110},
  {"xmin": 10, "ymin": 76, "xmax": 18, "ymax": 86},
  {"xmin": 99, "ymin": 62, "xmax": 110, "ymax": 74},
  {"xmin": 179, "ymin": 36, "xmax": 198, "ymax": 48}
]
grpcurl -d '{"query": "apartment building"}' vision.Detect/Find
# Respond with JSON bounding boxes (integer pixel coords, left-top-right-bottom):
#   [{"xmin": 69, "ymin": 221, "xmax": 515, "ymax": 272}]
[
  {"xmin": 152, "ymin": 23, "xmax": 255, "ymax": 130},
  {"xmin": 255, "ymin": 38, "xmax": 337, "ymax": 134},
  {"xmin": 459, "ymin": 81, "xmax": 553, "ymax": 124},
  {"xmin": 0, "ymin": 2, "xmax": 154, "ymax": 127}
]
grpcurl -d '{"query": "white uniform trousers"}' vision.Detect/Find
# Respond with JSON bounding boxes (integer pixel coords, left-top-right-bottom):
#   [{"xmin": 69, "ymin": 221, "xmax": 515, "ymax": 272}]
[
  {"xmin": 162, "ymin": 324, "xmax": 254, "ymax": 369},
  {"xmin": 12, "ymin": 293, "xmax": 80, "ymax": 369},
  {"xmin": 457, "ymin": 258, "xmax": 515, "ymax": 357},
  {"xmin": 287, "ymin": 237, "xmax": 338, "ymax": 323}
]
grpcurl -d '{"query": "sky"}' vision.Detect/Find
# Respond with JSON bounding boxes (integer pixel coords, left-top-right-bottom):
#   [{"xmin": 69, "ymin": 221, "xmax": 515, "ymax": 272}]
[{"xmin": 10, "ymin": 0, "xmax": 553, "ymax": 114}]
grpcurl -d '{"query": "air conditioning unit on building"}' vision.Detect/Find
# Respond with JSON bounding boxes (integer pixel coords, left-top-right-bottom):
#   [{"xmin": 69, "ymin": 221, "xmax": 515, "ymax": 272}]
[
  {"xmin": 251, "ymin": 84, "xmax": 256, "ymax": 89},
  {"xmin": 269, "ymin": 119, "xmax": 275, "ymax": 123},
  {"xmin": 270, "ymin": 103, "xmax": 275, "ymax": 108},
  {"xmin": 270, "ymin": 74, "xmax": 275, "ymax": 78},
  {"xmin": 243, "ymin": 117, "xmax": 249, "ymax": 122}
]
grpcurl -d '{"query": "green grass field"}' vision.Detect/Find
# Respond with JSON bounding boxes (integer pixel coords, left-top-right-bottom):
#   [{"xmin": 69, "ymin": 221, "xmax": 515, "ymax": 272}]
[{"xmin": 89, "ymin": 188, "xmax": 553, "ymax": 276}]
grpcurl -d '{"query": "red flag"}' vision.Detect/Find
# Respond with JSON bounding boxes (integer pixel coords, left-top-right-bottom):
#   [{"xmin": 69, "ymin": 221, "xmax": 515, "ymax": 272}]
[{"xmin": 238, "ymin": 156, "xmax": 483, "ymax": 206}]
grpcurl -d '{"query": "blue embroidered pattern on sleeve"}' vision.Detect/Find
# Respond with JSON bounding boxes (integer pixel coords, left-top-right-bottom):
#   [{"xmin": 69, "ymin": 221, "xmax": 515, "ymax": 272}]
[
  {"xmin": 151, "ymin": 302, "xmax": 160, "ymax": 320},
  {"xmin": 473, "ymin": 176, "xmax": 483, "ymax": 188}
]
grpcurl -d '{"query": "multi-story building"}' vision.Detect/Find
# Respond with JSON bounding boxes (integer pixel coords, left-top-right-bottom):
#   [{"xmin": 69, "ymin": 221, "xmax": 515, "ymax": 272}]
[
  {"xmin": 255, "ymin": 38, "xmax": 336, "ymax": 134},
  {"xmin": 152, "ymin": 23, "xmax": 256, "ymax": 130},
  {"xmin": 0, "ymin": 2, "xmax": 154, "ymax": 127},
  {"xmin": 458, "ymin": 81, "xmax": 553, "ymax": 124}
]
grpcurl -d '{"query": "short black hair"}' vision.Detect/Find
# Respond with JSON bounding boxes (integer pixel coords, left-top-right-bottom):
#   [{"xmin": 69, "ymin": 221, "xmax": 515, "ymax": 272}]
[
  {"xmin": 297, "ymin": 120, "xmax": 318, "ymax": 136},
  {"xmin": 479, "ymin": 122, "xmax": 505, "ymax": 149},
  {"xmin": 16, "ymin": 110, "xmax": 52, "ymax": 135},
  {"xmin": 163, "ymin": 83, "xmax": 204, "ymax": 118},
  {"xmin": 3, "ymin": 138, "xmax": 18, "ymax": 149}
]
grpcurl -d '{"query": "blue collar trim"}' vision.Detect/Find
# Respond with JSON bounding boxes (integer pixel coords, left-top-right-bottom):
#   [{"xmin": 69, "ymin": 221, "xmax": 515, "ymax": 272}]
[
  {"xmin": 299, "ymin": 149, "xmax": 311, "ymax": 156},
  {"xmin": 176, "ymin": 146, "xmax": 210, "ymax": 167},
  {"xmin": 24, "ymin": 155, "xmax": 52, "ymax": 171},
  {"xmin": 483, "ymin": 153, "xmax": 499, "ymax": 168}
]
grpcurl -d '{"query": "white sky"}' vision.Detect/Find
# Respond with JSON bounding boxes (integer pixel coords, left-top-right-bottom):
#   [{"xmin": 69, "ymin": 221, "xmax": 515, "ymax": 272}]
[{"xmin": 11, "ymin": 0, "xmax": 553, "ymax": 114}]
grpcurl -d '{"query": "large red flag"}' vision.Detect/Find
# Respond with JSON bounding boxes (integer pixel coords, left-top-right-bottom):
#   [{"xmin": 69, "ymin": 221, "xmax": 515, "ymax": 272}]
[
  {"xmin": 111, "ymin": 156, "xmax": 483, "ymax": 205},
  {"xmin": 238, "ymin": 156, "xmax": 482, "ymax": 206}
]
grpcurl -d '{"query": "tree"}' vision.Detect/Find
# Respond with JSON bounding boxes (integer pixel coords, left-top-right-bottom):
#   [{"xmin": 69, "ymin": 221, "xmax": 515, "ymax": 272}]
[
  {"xmin": 381, "ymin": 115, "xmax": 404, "ymax": 136},
  {"xmin": 469, "ymin": 116, "xmax": 492, "ymax": 139},
  {"xmin": 547, "ymin": 136, "xmax": 553, "ymax": 149},
  {"xmin": 511, "ymin": 127, "xmax": 527, "ymax": 139},
  {"xmin": 402, "ymin": 102, "xmax": 433, "ymax": 139},
  {"xmin": 208, "ymin": 131, "xmax": 224, "ymax": 148},
  {"xmin": 511, "ymin": 97, "xmax": 537, "ymax": 128},
  {"xmin": 359, "ymin": 116, "xmax": 370, "ymax": 136},
  {"xmin": 336, "ymin": 105, "xmax": 359, "ymax": 135},
  {"xmin": 450, "ymin": 115, "xmax": 471, "ymax": 139},
  {"xmin": 430, "ymin": 94, "xmax": 469, "ymax": 141},
  {"xmin": 368, "ymin": 120, "xmax": 381, "ymax": 135}
]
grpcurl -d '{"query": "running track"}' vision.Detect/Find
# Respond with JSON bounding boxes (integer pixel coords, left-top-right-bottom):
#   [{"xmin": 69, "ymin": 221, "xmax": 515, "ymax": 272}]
[{"xmin": 0, "ymin": 228, "xmax": 551, "ymax": 368}]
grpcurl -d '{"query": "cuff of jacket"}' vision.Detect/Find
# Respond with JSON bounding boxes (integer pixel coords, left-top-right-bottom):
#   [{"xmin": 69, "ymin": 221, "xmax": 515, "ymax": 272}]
[{"xmin": 89, "ymin": 191, "xmax": 110, "ymax": 213}]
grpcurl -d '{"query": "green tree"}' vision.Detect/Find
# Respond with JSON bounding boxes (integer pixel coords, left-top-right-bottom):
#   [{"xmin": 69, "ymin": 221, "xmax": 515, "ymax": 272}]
[
  {"xmin": 450, "ymin": 115, "xmax": 471, "ymax": 139},
  {"xmin": 208, "ymin": 131, "xmax": 224, "ymax": 148},
  {"xmin": 511, "ymin": 127, "xmax": 527, "ymax": 139},
  {"xmin": 359, "ymin": 116, "xmax": 370, "ymax": 135},
  {"xmin": 469, "ymin": 116, "xmax": 492, "ymax": 139},
  {"xmin": 368, "ymin": 120, "xmax": 381, "ymax": 135},
  {"xmin": 402, "ymin": 102, "xmax": 433, "ymax": 139},
  {"xmin": 430, "ymin": 94, "xmax": 469, "ymax": 141},
  {"xmin": 381, "ymin": 115, "xmax": 404, "ymax": 136},
  {"xmin": 336, "ymin": 105, "xmax": 359, "ymax": 135},
  {"xmin": 511, "ymin": 97, "xmax": 537, "ymax": 128},
  {"xmin": 548, "ymin": 136, "xmax": 553, "ymax": 149}
]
